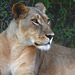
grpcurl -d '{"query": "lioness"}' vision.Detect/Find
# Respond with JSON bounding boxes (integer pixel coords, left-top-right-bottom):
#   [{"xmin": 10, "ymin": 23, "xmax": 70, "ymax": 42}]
[{"xmin": 0, "ymin": 2, "xmax": 75, "ymax": 75}]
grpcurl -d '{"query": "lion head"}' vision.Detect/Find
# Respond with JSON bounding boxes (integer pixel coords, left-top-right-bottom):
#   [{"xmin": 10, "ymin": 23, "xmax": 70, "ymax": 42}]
[{"xmin": 12, "ymin": 2, "xmax": 54, "ymax": 50}]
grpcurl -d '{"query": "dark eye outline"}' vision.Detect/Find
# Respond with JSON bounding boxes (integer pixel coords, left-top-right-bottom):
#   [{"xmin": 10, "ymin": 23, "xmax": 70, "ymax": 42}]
[
  {"xmin": 48, "ymin": 19, "xmax": 50, "ymax": 24},
  {"xmin": 32, "ymin": 19, "xmax": 39, "ymax": 24},
  {"xmin": 31, "ymin": 19, "xmax": 39, "ymax": 26}
]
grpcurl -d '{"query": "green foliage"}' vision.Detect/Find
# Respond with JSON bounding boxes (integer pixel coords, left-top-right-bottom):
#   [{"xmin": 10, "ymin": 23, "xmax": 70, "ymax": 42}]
[
  {"xmin": 0, "ymin": 2, "xmax": 13, "ymax": 32},
  {"xmin": 0, "ymin": 0, "xmax": 75, "ymax": 48}
]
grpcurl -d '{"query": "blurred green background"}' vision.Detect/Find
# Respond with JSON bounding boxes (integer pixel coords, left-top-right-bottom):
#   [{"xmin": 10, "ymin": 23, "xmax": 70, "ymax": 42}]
[{"xmin": 0, "ymin": 0, "xmax": 75, "ymax": 48}]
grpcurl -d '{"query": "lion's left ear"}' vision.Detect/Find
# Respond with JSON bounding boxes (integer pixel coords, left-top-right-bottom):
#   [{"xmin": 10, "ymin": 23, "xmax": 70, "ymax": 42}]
[
  {"xmin": 35, "ymin": 3, "xmax": 46, "ymax": 13},
  {"xmin": 12, "ymin": 2, "xmax": 28, "ymax": 19}
]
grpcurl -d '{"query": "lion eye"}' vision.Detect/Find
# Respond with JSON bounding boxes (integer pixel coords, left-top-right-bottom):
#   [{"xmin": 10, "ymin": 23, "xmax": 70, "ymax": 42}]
[
  {"xmin": 32, "ymin": 19, "xmax": 39, "ymax": 24},
  {"xmin": 33, "ymin": 19, "xmax": 37, "ymax": 22},
  {"xmin": 48, "ymin": 19, "xmax": 50, "ymax": 24},
  {"xmin": 32, "ymin": 19, "xmax": 39, "ymax": 26}
]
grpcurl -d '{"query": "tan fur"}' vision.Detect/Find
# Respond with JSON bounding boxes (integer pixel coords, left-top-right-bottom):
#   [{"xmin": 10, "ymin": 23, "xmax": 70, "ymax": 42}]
[
  {"xmin": 37, "ymin": 44, "xmax": 75, "ymax": 75},
  {"xmin": 0, "ymin": 2, "xmax": 75, "ymax": 75}
]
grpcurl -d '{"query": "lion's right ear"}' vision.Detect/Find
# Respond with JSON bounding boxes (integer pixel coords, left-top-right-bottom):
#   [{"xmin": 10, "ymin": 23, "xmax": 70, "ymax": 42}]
[
  {"xmin": 12, "ymin": 2, "xmax": 28, "ymax": 19},
  {"xmin": 35, "ymin": 3, "xmax": 46, "ymax": 13}
]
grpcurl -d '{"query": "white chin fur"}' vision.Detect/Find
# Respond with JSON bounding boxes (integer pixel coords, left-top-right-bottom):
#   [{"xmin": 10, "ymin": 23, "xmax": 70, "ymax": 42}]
[
  {"xmin": 36, "ymin": 37, "xmax": 53, "ymax": 51},
  {"xmin": 37, "ymin": 44, "xmax": 51, "ymax": 51}
]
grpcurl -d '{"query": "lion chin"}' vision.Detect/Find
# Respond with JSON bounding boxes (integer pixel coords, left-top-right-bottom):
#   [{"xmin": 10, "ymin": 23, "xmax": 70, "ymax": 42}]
[{"xmin": 37, "ymin": 44, "xmax": 51, "ymax": 50}]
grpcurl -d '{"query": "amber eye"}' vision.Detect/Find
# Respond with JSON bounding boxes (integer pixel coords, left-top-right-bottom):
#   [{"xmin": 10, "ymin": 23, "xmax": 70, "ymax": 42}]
[
  {"xmin": 32, "ymin": 19, "xmax": 39, "ymax": 24},
  {"xmin": 33, "ymin": 19, "xmax": 37, "ymax": 22}
]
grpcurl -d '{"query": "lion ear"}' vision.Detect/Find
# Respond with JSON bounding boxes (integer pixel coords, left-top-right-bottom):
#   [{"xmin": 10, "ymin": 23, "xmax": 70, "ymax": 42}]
[
  {"xmin": 12, "ymin": 2, "xmax": 28, "ymax": 19},
  {"xmin": 35, "ymin": 3, "xmax": 46, "ymax": 13}
]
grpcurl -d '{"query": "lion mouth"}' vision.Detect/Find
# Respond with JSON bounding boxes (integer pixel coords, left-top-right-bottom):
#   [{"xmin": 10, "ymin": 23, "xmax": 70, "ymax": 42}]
[
  {"xmin": 34, "ymin": 42, "xmax": 51, "ymax": 51},
  {"xmin": 34, "ymin": 37, "xmax": 53, "ymax": 46},
  {"xmin": 34, "ymin": 42, "xmax": 50, "ymax": 46},
  {"xmin": 34, "ymin": 38, "xmax": 53, "ymax": 50}
]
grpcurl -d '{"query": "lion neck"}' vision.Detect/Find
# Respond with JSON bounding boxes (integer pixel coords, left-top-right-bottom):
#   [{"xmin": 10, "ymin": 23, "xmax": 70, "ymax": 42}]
[
  {"xmin": 5, "ymin": 19, "xmax": 38, "ymax": 74},
  {"xmin": 6, "ymin": 19, "xmax": 18, "ymax": 42},
  {"xmin": 6, "ymin": 19, "xmax": 37, "ymax": 60}
]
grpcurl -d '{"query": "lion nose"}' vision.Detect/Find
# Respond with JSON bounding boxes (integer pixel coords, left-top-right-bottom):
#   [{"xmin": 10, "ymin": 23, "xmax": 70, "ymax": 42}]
[{"xmin": 46, "ymin": 34, "xmax": 54, "ymax": 39}]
